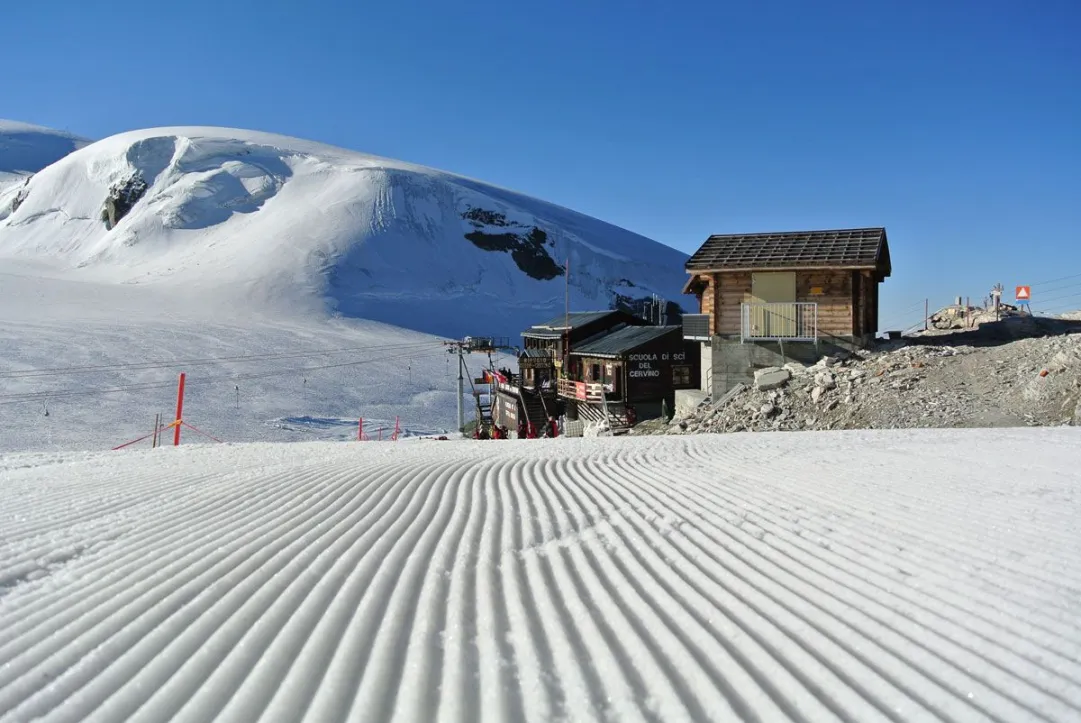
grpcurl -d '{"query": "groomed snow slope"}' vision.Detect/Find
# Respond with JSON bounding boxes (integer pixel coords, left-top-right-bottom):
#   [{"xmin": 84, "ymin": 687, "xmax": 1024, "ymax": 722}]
[
  {"xmin": 2, "ymin": 428, "xmax": 1080, "ymax": 722},
  {"xmin": 0, "ymin": 125, "xmax": 689, "ymax": 338}
]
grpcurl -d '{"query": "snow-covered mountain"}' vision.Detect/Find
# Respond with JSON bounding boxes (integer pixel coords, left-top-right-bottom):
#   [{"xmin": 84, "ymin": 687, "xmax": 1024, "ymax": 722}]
[
  {"xmin": 0, "ymin": 122, "xmax": 688, "ymax": 451},
  {"xmin": 0, "ymin": 125, "xmax": 688, "ymax": 339},
  {"xmin": 0, "ymin": 119, "xmax": 89, "ymax": 187}
]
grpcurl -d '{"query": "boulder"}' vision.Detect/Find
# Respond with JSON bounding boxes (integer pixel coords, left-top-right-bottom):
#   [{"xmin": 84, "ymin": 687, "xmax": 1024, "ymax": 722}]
[
  {"xmin": 754, "ymin": 367, "xmax": 791, "ymax": 391},
  {"xmin": 811, "ymin": 386, "xmax": 825, "ymax": 404},
  {"xmin": 814, "ymin": 371, "xmax": 837, "ymax": 390},
  {"xmin": 100, "ymin": 175, "xmax": 148, "ymax": 230}
]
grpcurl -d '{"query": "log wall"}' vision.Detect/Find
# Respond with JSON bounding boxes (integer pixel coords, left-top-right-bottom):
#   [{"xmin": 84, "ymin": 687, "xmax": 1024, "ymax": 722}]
[{"xmin": 693, "ymin": 269, "xmax": 869, "ymax": 338}]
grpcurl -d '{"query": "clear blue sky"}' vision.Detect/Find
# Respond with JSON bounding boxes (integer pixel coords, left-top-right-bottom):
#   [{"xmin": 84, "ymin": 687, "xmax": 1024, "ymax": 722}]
[{"xmin": 7, "ymin": 0, "xmax": 1080, "ymax": 325}]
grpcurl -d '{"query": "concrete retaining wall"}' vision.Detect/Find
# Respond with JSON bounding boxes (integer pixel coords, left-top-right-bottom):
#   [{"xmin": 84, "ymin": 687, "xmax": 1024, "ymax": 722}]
[
  {"xmin": 709, "ymin": 336, "xmax": 865, "ymax": 395},
  {"xmin": 675, "ymin": 389, "xmax": 709, "ymax": 417}
]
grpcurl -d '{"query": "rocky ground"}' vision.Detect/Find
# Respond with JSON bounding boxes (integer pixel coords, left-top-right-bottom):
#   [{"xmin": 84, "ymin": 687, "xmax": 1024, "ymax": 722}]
[{"xmin": 635, "ymin": 313, "xmax": 1081, "ymax": 437}]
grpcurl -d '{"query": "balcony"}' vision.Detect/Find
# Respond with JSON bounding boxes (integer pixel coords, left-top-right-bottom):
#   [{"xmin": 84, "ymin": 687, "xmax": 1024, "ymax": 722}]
[
  {"xmin": 558, "ymin": 378, "xmax": 607, "ymax": 402},
  {"xmin": 682, "ymin": 313, "xmax": 711, "ymax": 341},
  {"xmin": 741, "ymin": 302, "xmax": 818, "ymax": 342}
]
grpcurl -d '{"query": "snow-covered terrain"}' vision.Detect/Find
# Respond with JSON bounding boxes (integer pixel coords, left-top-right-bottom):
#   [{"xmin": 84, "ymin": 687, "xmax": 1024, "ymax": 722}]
[
  {"xmin": 0, "ymin": 121, "xmax": 681, "ymax": 452},
  {"xmin": 0, "ymin": 124, "xmax": 688, "ymax": 339},
  {"xmin": 0, "ymin": 261, "xmax": 492, "ymax": 452},
  {"xmin": 2, "ymin": 428, "xmax": 1080, "ymax": 722},
  {"xmin": 0, "ymin": 120, "xmax": 89, "ymax": 183},
  {"xmin": 0, "ymin": 120, "xmax": 90, "ymax": 212}
]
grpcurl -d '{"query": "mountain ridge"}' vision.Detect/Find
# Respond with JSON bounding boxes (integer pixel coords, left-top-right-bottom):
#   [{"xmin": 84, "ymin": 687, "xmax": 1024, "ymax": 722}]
[
  {"xmin": 0, "ymin": 124, "xmax": 689, "ymax": 339},
  {"xmin": 0, "ymin": 119, "xmax": 90, "ymax": 184}
]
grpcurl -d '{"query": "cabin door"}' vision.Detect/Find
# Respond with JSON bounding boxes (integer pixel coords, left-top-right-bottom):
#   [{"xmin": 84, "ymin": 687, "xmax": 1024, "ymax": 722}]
[{"xmin": 751, "ymin": 272, "xmax": 797, "ymax": 337}]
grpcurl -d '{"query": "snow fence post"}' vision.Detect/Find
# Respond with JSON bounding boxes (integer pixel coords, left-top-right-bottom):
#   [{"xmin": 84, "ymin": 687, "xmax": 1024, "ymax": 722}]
[
  {"xmin": 358, "ymin": 418, "xmax": 364, "ymax": 441},
  {"xmin": 173, "ymin": 372, "xmax": 186, "ymax": 447}
]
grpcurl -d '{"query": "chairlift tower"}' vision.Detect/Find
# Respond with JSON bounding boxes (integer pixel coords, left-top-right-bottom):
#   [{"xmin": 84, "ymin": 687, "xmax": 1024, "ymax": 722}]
[{"xmin": 443, "ymin": 335, "xmax": 516, "ymax": 434}]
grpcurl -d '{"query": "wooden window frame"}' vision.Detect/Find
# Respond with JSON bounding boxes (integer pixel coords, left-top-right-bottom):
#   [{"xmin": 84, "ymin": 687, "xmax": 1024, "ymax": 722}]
[{"xmin": 672, "ymin": 365, "xmax": 691, "ymax": 386}]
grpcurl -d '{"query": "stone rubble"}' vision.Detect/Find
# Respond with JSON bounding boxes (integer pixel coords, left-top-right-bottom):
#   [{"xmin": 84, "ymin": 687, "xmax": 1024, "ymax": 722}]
[
  {"xmin": 753, "ymin": 366, "xmax": 791, "ymax": 391},
  {"xmin": 640, "ymin": 323, "xmax": 1081, "ymax": 437}
]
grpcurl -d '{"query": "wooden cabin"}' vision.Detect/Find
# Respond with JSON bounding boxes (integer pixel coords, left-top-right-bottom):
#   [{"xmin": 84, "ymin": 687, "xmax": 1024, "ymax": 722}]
[
  {"xmin": 682, "ymin": 227, "xmax": 892, "ymax": 394},
  {"xmin": 560, "ymin": 325, "xmax": 700, "ymax": 426}
]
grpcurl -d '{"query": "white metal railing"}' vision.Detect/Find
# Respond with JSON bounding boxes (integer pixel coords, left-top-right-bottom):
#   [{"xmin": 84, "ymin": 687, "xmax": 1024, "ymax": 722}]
[{"xmin": 741, "ymin": 302, "xmax": 818, "ymax": 342}]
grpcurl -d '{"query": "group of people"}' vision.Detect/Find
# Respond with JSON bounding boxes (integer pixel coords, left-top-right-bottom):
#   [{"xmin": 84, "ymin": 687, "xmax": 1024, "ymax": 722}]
[
  {"xmin": 519, "ymin": 416, "xmax": 561, "ymax": 439},
  {"xmin": 473, "ymin": 416, "xmax": 561, "ymax": 440}
]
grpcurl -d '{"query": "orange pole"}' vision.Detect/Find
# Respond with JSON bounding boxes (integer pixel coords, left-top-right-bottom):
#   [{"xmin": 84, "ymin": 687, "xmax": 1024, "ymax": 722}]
[
  {"xmin": 358, "ymin": 418, "xmax": 363, "ymax": 441},
  {"xmin": 174, "ymin": 372, "xmax": 186, "ymax": 446}
]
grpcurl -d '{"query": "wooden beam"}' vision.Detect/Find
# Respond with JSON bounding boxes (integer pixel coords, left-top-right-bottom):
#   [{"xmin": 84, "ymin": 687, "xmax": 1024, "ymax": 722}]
[
  {"xmin": 863, "ymin": 269, "xmax": 875, "ymax": 338},
  {"xmin": 851, "ymin": 271, "xmax": 860, "ymax": 337},
  {"xmin": 711, "ymin": 273, "xmax": 721, "ymax": 335},
  {"xmin": 690, "ymin": 264, "xmax": 879, "ymax": 274}
]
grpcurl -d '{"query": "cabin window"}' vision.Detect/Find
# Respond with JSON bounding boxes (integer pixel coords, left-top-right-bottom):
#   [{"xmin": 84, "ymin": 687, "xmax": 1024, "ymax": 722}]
[
  {"xmin": 591, "ymin": 363, "xmax": 601, "ymax": 381},
  {"xmin": 672, "ymin": 365, "xmax": 691, "ymax": 385}
]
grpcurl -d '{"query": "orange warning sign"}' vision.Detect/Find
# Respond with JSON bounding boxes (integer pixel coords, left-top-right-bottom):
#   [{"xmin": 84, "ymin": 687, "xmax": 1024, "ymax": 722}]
[{"xmin": 1016, "ymin": 285, "xmax": 1031, "ymax": 300}]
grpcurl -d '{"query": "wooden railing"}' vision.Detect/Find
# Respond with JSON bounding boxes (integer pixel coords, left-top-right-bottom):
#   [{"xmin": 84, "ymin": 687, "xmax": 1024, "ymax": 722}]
[
  {"xmin": 558, "ymin": 378, "xmax": 607, "ymax": 402},
  {"xmin": 741, "ymin": 302, "xmax": 818, "ymax": 342}
]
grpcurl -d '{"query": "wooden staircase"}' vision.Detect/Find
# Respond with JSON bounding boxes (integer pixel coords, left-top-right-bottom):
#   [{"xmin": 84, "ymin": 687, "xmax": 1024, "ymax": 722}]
[
  {"xmin": 520, "ymin": 389, "xmax": 549, "ymax": 429},
  {"xmin": 474, "ymin": 386, "xmax": 493, "ymax": 428},
  {"xmin": 576, "ymin": 401, "xmax": 631, "ymax": 430}
]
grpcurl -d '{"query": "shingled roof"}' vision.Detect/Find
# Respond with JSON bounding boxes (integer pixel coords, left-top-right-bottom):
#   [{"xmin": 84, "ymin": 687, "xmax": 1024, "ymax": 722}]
[
  {"xmin": 570, "ymin": 325, "xmax": 680, "ymax": 358},
  {"xmin": 685, "ymin": 227, "xmax": 891, "ymax": 277},
  {"xmin": 522, "ymin": 310, "xmax": 644, "ymax": 339}
]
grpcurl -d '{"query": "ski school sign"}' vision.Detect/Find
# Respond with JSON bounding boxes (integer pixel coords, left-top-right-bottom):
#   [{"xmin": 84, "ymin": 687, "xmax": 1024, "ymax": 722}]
[
  {"xmin": 628, "ymin": 353, "xmax": 661, "ymax": 379},
  {"xmin": 627, "ymin": 350, "xmax": 687, "ymax": 379}
]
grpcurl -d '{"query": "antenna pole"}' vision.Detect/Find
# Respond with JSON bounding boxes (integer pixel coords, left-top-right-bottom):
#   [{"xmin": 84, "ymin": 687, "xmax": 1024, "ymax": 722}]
[
  {"xmin": 457, "ymin": 347, "xmax": 465, "ymax": 434},
  {"xmin": 564, "ymin": 256, "xmax": 571, "ymax": 367}
]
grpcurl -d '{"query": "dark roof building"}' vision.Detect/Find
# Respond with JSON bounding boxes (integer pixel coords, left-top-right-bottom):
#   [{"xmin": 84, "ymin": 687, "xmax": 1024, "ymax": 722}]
[
  {"xmin": 560, "ymin": 323, "xmax": 699, "ymax": 423},
  {"xmin": 522, "ymin": 310, "xmax": 635, "ymax": 339},
  {"xmin": 570, "ymin": 325, "xmax": 680, "ymax": 358}
]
